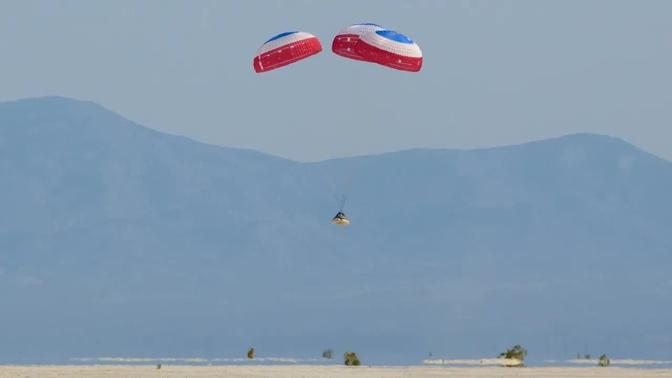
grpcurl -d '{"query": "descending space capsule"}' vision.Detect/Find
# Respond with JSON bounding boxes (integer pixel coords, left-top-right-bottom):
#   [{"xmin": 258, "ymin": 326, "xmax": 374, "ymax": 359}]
[{"xmin": 331, "ymin": 211, "xmax": 350, "ymax": 226}]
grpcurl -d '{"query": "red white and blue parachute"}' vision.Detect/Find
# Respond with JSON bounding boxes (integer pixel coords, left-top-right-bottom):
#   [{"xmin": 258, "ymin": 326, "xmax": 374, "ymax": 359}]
[
  {"xmin": 253, "ymin": 26, "xmax": 421, "ymax": 74},
  {"xmin": 253, "ymin": 31, "xmax": 322, "ymax": 73},
  {"xmin": 331, "ymin": 23, "xmax": 384, "ymax": 61},
  {"xmin": 331, "ymin": 24, "xmax": 422, "ymax": 72},
  {"xmin": 355, "ymin": 29, "xmax": 423, "ymax": 72}
]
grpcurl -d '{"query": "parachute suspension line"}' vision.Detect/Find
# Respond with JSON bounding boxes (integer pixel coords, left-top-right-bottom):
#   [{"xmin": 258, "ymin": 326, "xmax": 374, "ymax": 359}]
[
  {"xmin": 329, "ymin": 176, "xmax": 346, "ymax": 211},
  {"xmin": 338, "ymin": 194, "xmax": 347, "ymax": 212}
]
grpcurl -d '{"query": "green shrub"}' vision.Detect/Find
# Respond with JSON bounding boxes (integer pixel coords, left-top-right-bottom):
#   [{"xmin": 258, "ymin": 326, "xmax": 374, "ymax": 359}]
[
  {"xmin": 598, "ymin": 354, "xmax": 610, "ymax": 367},
  {"xmin": 343, "ymin": 351, "xmax": 361, "ymax": 366},
  {"xmin": 498, "ymin": 344, "xmax": 527, "ymax": 366}
]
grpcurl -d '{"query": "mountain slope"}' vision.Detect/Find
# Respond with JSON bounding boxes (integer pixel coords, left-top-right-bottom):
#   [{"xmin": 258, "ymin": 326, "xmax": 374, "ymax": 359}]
[{"xmin": 1, "ymin": 97, "xmax": 671, "ymax": 363}]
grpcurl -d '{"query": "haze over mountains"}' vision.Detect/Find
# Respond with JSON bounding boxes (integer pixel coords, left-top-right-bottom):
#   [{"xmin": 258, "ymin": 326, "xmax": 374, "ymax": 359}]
[{"xmin": 1, "ymin": 97, "xmax": 671, "ymax": 363}]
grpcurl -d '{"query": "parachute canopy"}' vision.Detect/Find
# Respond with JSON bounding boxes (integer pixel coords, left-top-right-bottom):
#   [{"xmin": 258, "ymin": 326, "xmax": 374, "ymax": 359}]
[
  {"xmin": 331, "ymin": 23, "xmax": 384, "ymax": 61},
  {"xmin": 253, "ymin": 31, "xmax": 322, "ymax": 73},
  {"xmin": 355, "ymin": 29, "xmax": 422, "ymax": 72},
  {"xmin": 331, "ymin": 211, "xmax": 350, "ymax": 226}
]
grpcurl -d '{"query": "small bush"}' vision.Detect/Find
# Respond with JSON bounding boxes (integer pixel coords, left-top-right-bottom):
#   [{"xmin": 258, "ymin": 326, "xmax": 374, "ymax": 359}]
[
  {"xmin": 499, "ymin": 344, "xmax": 527, "ymax": 361},
  {"xmin": 344, "ymin": 351, "xmax": 361, "ymax": 366},
  {"xmin": 598, "ymin": 354, "xmax": 610, "ymax": 367},
  {"xmin": 498, "ymin": 344, "xmax": 527, "ymax": 367}
]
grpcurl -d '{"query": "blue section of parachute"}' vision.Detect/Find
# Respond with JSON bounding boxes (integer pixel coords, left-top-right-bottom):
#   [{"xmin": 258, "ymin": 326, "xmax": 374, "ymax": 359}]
[
  {"xmin": 376, "ymin": 30, "xmax": 414, "ymax": 44},
  {"xmin": 265, "ymin": 31, "xmax": 298, "ymax": 44}
]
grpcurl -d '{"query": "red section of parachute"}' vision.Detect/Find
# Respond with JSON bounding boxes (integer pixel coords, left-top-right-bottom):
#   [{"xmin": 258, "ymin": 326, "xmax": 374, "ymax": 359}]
[
  {"xmin": 354, "ymin": 41, "xmax": 423, "ymax": 72},
  {"xmin": 253, "ymin": 37, "xmax": 322, "ymax": 73},
  {"xmin": 331, "ymin": 34, "xmax": 367, "ymax": 61}
]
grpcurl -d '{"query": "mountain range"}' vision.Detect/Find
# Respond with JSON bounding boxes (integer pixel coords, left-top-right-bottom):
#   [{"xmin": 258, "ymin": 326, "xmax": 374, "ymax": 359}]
[{"xmin": 0, "ymin": 97, "xmax": 670, "ymax": 363}]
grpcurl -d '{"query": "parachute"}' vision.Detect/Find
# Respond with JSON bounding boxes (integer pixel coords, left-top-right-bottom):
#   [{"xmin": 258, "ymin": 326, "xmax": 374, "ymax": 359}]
[
  {"xmin": 331, "ymin": 23, "xmax": 385, "ymax": 61},
  {"xmin": 255, "ymin": 26, "xmax": 421, "ymax": 73},
  {"xmin": 355, "ymin": 29, "xmax": 423, "ymax": 72},
  {"xmin": 253, "ymin": 31, "xmax": 322, "ymax": 73},
  {"xmin": 254, "ymin": 25, "xmax": 423, "ymax": 227},
  {"xmin": 331, "ymin": 24, "xmax": 423, "ymax": 72}
]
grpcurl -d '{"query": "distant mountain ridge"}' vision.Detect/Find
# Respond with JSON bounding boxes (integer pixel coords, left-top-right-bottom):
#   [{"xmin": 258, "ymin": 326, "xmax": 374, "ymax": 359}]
[{"xmin": 1, "ymin": 97, "xmax": 671, "ymax": 363}]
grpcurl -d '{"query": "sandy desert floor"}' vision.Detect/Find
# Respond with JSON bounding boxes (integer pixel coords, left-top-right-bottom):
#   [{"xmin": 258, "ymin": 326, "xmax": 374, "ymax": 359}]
[{"xmin": 1, "ymin": 365, "xmax": 671, "ymax": 378}]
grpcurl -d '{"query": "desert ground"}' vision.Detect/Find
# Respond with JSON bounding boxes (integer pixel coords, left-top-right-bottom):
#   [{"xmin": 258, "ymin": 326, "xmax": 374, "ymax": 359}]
[{"xmin": 1, "ymin": 365, "xmax": 671, "ymax": 378}]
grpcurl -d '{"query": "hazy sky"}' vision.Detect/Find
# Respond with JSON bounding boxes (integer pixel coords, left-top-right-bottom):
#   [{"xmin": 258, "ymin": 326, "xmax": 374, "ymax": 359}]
[{"xmin": 1, "ymin": 0, "xmax": 670, "ymax": 161}]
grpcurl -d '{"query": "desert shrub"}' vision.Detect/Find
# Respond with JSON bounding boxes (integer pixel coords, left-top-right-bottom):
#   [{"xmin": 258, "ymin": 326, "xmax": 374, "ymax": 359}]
[
  {"xmin": 344, "ymin": 351, "xmax": 361, "ymax": 366},
  {"xmin": 598, "ymin": 354, "xmax": 610, "ymax": 367},
  {"xmin": 499, "ymin": 344, "xmax": 527, "ymax": 365}
]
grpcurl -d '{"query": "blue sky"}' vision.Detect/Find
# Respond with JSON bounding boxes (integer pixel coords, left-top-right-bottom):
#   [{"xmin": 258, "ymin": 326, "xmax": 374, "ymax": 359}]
[{"xmin": 1, "ymin": 0, "xmax": 670, "ymax": 161}]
